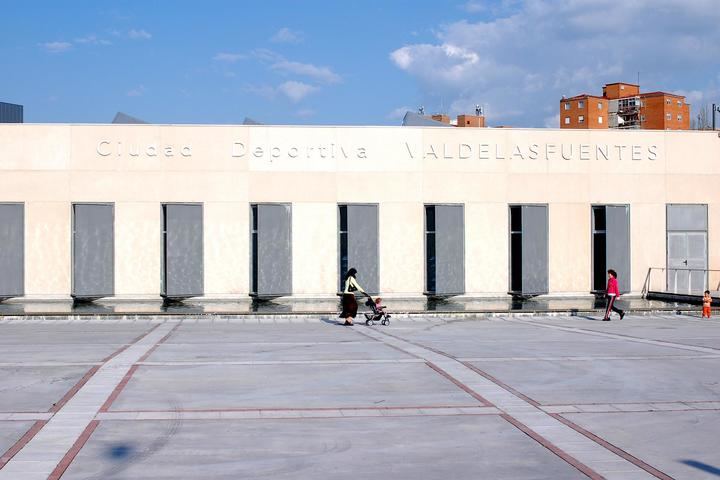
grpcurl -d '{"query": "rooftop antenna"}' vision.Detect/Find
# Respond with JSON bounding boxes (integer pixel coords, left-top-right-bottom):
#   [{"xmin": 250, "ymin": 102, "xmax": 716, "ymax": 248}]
[
  {"xmin": 638, "ymin": 71, "xmax": 642, "ymax": 128},
  {"xmin": 475, "ymin": 104, "xmax": 483, "ymax": 116},
  {"xmin": 418, "ymin": 105, "xmax": 425, "ymax": 115}
]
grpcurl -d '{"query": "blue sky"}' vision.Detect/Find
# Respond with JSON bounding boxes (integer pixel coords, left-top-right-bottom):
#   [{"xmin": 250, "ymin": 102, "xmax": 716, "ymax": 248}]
[{"xmin": 2, "ymin": 1, "xmax": 719, "ymax": 127}]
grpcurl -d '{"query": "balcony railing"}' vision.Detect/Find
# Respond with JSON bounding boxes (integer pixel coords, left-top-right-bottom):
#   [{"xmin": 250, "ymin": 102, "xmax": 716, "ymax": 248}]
[{"xmin": 642, "ymin": 267, "xmax": 720, "ymax": 298}]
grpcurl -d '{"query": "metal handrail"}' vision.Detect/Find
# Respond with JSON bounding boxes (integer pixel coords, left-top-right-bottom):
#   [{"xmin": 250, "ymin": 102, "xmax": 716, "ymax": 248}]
[{"xmin": 642, "ymin": 267, "xmax": 720, "ymax": 298}]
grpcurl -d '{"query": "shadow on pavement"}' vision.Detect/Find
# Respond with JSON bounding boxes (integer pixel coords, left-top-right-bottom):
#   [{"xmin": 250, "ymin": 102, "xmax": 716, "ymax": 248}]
[{"xmin": 680, "ymin": 460, "xmax": 720, "ymax": 476}]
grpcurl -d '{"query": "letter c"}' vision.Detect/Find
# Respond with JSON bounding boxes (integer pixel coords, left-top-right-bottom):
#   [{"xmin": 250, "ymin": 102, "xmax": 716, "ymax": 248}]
[{"xmin": 97, "ymin": 141, "xmax": 111, "ymax": 156}]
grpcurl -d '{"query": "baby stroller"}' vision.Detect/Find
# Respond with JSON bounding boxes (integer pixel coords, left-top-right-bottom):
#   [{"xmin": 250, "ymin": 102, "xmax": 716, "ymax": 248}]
[{"xmin": 364, "ymin": 296, "xmax": 391, "ymax": 326}]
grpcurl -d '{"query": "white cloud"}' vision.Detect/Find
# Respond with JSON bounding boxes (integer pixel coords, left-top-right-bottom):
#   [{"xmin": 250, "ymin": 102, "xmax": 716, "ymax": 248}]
[
  {"xmin": 74, "ymin": 35, "xmax": 111, "ymax": 46},
  {"xmin": 213, "ymin": 52, "xmax": 246, "ymax": 63},
  {"xmin": 128, "ymin": 29, "xmax": 152, "ymax": 40},
  {"xmin": 39, "ymin": 41, "xmax": 72, "ymax": 53},
  {"xmin": 271, "ymin": 27, "xmax": 303, "ymax": 44},
  {"xmin": 271, "ymin": 60, "xmax": 341, "ymax": 84},
  {"xmin": 390, "ymin": 0, "xmax": 720, "ymax": 126},
  {"xmin": 252, "ymin": 48, "xmax": 283, "ymax": 62},
  {"xmin": 278, "ymin": 81, "xmax": 318, "ymax": 102},
  {"xmin": 127, "ymin": 85, "xmax": 146, "ymax": 97}
]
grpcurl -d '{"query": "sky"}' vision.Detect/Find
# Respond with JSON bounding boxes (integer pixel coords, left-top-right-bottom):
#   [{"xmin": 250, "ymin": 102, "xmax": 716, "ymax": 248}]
[{"xmin": 1, "ymin": 0, "xmax": 719, "ymax": 127}]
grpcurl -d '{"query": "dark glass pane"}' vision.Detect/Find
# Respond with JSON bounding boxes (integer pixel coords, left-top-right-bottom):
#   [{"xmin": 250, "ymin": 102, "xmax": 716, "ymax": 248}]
[
  {"xmin": 162, "ymin": 205, "xmax": 168, "ymax": 233},
  {"xmin": 339, "ymin": 205, "xmax": 347, "ymax": 232},
  {"xmin": 425, "ymin": 205, "xmax": 435, "ymax": 232},
  {"xmin": 251, "ymin": 233, "xmax": 258, "ymax": 293},
  {"xmin": 510, "ymin": 206, "xmax": 522, "ymax": 232},
  {"xmin": 593, "ymin": 232, "xmax": 606, "ymax": 290},
  {"xmin": 426, "ymin": 232, "xmax": 436, "ymax": 292},
  {"xmin": 510, "ymin": 233, "xmax": 522, "ymax": 291},
  {"xmin": 340, "ymin": 232, "xmax": 348, "ymax": 280},
  {"xmin": 593, "ymin": 206, "xmax": 606, "ymax": 231},
  {"xmin": 251, "ymin": 205, "xmax": 258, "ymax": 231}
]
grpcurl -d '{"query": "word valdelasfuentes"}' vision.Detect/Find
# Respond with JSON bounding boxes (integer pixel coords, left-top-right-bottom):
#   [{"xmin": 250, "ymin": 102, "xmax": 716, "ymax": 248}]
[{"xmin": 404, "ymin": 142, "xmax": 659, "ymax": 162}]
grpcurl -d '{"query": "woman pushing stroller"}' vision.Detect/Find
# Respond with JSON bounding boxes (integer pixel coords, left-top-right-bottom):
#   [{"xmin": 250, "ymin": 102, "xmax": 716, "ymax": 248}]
[{"xmin": 340, "ymin": 268, "xmax": 368, "ymax": 326}]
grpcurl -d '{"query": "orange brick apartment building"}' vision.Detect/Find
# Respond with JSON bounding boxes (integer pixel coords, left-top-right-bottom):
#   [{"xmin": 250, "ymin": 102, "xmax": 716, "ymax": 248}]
[{"xmin": 560, "ymin": 82, "xmax": 690, "ymax": 130}]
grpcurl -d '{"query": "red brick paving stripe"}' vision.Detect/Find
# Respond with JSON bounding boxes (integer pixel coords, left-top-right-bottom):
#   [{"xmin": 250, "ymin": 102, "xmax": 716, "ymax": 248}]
[
  {"xmin": 135, "ymin": 323, "xmax": 182, "ymax": 363},
  {"xmin": 425, "ymin": 362, "xmax": 493, "ymax": 406},
  {"xmin": 550, "ymin": 413, "xmax": 675, "ymax": 480},
  {"xmin": 0, "ymin": 420, "xmax": 47, "ymax": 469},
  {"xmin": 377, "ymin": 331, "xmax": 542, "ymax": 409},
  {"xmin": 365, "ymin": 329, "xmax": 619, "ymax": 478},
  {"xmin": 543, "ymin": 399, "xmax": 717, "ymax": 406},
  {"xmin": 47, "ymin": 420, "xmax": 99, "ymax": 480},
  {"xmin": 99, "ymin": 365, "xmax": 139, "ymax": 413},
  {"xmin": 461, "ymin": 361, "xmax": 542, "ymax": 407},
  {"xmin": 500, "ymin": 414, "xmax": 603, "ymax": 480},
  {"xmin": 48, "ymin": 366, "xmax": 101, "ymax": 413},
  {"xmin": 552, "ymin": 408, "xmax": 714, "ymax": 414},
  {"xmin": 97, "ymin": 324, "xmax": 181, "ymax": 413},
  {"xmin": 100, "ymin": 323, "xmax": 163, "ymax": 363}
]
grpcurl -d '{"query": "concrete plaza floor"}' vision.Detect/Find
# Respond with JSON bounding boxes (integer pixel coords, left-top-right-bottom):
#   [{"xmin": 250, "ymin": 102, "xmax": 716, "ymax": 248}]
[{"xmin": 0, "ymin": 313, "xmax": 719, "ymax": 479}]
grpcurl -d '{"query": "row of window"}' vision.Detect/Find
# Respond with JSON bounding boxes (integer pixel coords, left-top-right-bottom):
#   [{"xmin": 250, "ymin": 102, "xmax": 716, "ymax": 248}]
[
  {"xmin": 564, "ymin": 113, "xmax": 683, "ymax": 125},
  {"xmin": 564, "ymin": 116, "xmax": 603, "ymax": 125},
  {"xmin": 563, "ymin": 101, "xmax": 604, "ymax": 110},
  {"xmin": 0, "ymin": 203, "xmax": 709, "ymax": 299}
]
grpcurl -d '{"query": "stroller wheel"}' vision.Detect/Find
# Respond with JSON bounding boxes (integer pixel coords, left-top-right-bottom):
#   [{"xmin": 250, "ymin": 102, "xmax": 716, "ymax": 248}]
[
  {"xmin": 381, "ymin": 319, "xmax": 389, "ymax": 326},
  {"xmin": 365, "ymin": 319, "xmax": 374, "ymax": 326}
]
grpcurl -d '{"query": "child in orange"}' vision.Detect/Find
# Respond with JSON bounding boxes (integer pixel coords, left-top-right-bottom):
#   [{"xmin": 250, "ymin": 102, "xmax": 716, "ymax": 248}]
[{"xmin": 702, "ymin": 290, "xmax": 712, "ymax": 318}]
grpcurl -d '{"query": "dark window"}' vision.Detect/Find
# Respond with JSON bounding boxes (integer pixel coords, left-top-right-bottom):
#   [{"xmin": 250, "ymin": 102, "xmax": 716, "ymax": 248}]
[
  {"xmin": 338, "ymin": 205, "xmax": 348, "ymax": 290},
  {"xmin": 339, "ymin": 205, "xmax": 347, "ymax": 232},
  {"xmin": 251, "ymin": 205, "xmax": 258, "ymax": 294},
  {"xmin": 425, "ymin": 205, "xmax": 436, "ymax": 293},
  {"xmin": 592, "ymin": 206, "xmax": 607, "ymax": 291},
  {"xmin": 510, "ymin": 206, "xmax": 522, "ymax": 292},
  {"xmin": 593, "ymin": 206, "xmax": 606, "ymax": 231},
  {"xmin": 162, "ymin": 205, "xmax": 168, "ymax": 293}
]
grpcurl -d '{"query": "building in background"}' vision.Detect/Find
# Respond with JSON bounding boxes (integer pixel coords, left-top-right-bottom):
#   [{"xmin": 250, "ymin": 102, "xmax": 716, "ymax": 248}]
[
  {"xmin": 560, "ymin": 82, "xmax": 690, "ymax": 130},
  {"xmin": 0, "ymin": 102, "xmax": 23, "ymax": 123},
  {"xmin": 402, "ymin": 106, "xmax": 487, "ymax": 128},
  {"xmin": 427, "ymin": 112, "xmax": 486, "ymax": 128}
]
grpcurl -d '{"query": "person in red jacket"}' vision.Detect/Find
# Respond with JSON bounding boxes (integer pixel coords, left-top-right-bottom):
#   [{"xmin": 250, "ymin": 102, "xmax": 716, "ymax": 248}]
[{"xmin": 603, "ymin": 269, "xmax": 625, "ymax": 321}]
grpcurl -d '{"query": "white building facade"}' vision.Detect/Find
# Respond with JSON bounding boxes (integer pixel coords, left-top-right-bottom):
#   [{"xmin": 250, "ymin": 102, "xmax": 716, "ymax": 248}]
[{"xmin": 0, "ymin": 124, "xmax": 718, "ymax": 301}]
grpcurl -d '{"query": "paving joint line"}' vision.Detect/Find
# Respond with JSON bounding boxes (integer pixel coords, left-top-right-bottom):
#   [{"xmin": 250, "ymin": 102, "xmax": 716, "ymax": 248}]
[
  {"xmin": 500, "ymin": 414, "xmax": 603, "ymax": 480},
  {"xmin": 355, "ymin": 327, "xmax": 614, "ymax": 480},
  {"xmin": 550, "ymin": 414, "xmax": 674, "ymax": 480},
  {"xmin": 0, "ymin": 421, "xmax": 47, "ymax": 470},
  {"xmin": 49, "ymin": 366, "xmax": 101, "ymax": 413},
  {"xmin": 425, "ymin": 362, "xmax": 493, "ymax": 406},
  {"xmin": 506, "ymin": 316, "xmax": 720, "ymax": 355},
  {"xmin": 136, "ymin": 323, "xmax": 183, "ymax": 364},
  {"xmin": 46, "ymin": 420, "xmax": 99, "ymax": 480},
  {"xmin": 0, "ymin": 321, "xmax": 179, "ymax": 479}
]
